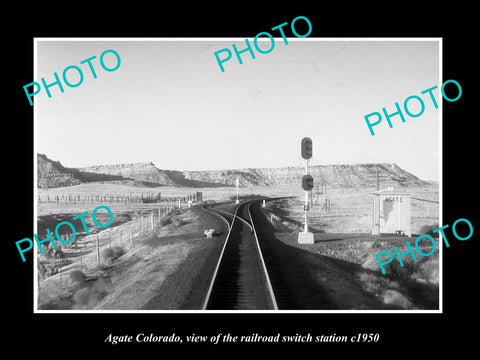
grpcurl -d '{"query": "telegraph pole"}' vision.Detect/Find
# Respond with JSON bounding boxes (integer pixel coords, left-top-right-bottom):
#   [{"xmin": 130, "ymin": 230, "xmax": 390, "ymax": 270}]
[
  {"xmin": 235, "ymin": 178, "xmax": 240, "ymax": 204},
  {"xmin": 376, "ymin": 168, "xmax": 380, "ymax": 191}
]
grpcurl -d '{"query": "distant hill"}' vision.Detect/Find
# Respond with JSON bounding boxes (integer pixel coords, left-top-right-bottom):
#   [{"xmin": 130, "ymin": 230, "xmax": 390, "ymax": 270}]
[
  {"xmin": 37, "ymin": 154, "xmax": 83, "ymax": 188},
  {"xmin": 77, "ymin": 162, "xmax": 176, "ymax": 187},
  {"xmin": 38, "ymin": 154, "xmax": 141, "ymax": 189},
  {"xmin": 183, "ymin": 163, "xmax": 431, "ymax": 188},
  {"xmin": 37, "ymin": 154, "xmax": 432, "ymax": 189}
]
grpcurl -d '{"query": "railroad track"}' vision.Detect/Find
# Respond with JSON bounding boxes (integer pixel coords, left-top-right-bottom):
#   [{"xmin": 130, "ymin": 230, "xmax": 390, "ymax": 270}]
[{"xmin": 202, "ymin": 201, "xmax": 278, "ymax": 310}]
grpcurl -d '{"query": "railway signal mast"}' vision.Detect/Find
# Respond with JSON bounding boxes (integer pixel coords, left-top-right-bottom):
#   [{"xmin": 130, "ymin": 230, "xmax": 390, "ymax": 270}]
[{"xmin": 299, "ymin": 137, "xmax": 314, "ymax": 244}]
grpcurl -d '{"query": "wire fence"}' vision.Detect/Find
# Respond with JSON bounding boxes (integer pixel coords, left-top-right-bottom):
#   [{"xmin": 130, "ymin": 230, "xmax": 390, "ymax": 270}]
[
  {"xmin": 37, "ymin": 191, "xmax": 203, "ymax": 204},
  {"xmin": 37, "ymin": 202, "xmax": 183, "ymax": 292},
  {"xmin": 289, "ymin": 194, "xmax": 439, "ymax": 219}
]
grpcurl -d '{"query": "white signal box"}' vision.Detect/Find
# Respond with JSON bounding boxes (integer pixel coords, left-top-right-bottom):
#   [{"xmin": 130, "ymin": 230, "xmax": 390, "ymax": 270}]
[{"xmin": 372, "ymin": 189, "xmax": 412, "ymax": 236}]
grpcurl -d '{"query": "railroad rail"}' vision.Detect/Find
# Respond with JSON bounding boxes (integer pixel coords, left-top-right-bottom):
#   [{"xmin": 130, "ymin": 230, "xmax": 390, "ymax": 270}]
[{"xmin": 202, "ymin": 201, "xmax": 278, "ymax": 310}]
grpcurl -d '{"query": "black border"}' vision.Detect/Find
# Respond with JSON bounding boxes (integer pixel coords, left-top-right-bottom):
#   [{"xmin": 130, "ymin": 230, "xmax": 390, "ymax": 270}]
[{"xmin": 5, "ymin": 5, "xmax": 477, "ymax": 354}]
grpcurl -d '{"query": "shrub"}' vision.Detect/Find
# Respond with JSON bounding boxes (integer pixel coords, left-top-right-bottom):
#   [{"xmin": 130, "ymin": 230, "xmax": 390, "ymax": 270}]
[
  {"xmin": 160, "ymin": 216, "xmax": 172, "ymax": 227},
  {"xmin": 112, "ymin": 246, "xmax": 125, "ymax": 258},
  {"xmin": 92, "ymin": 277, "xmax": 110, "ymax": 297},
  {"xmin": 382, "ymin": 289, "xmax": 413, "ymax": 309},
  {"xmin": 101, "ymin": 246, "xmax": 125, "ymax": 265},
  {"xmin": 358, "ymin": 272, "xmax": 399, "ymax": 294},
  {"xmin": 362, "ymin": 256, "xmax": 381, "ymax": 271},
  {"xmin": 360, "ymin": 241, "xmax": 375, "ymax": 250},
  {"xmin": 411, "ymin": 253, "xmax": 439, "ymax": 284},
  {"xmin": 38, "ymin": 263, "xmax": 47, "ymax": 278},
  {"xmin": 160, "ymin": 215, "xmax": 184, "ymax": 228},
  {"xmin": 418, "ymin": 223, "xmax": 440, "ymax": 238},
  {"xmin": 171, "ymin": 216, "xmax": 184, "ymax": 227},
  {"xmin": 73, "ymin": 288, "xmax": 98, "ymax": 307},
  {"xmin": 72, "ymin": 277, "xmax": 111, "ymax": 309},
  {"xmin": 69, "ymin": 270, "xmax": 87, "ymax": 285},
  {"xmin": 101, "ymin": 247, "xmax": 115, "ymax": 259},
  {"xmin": 382, "ymin": 257, "xmax": 417, "ymax": 282},
  {"xmin": 358, "ymin": 272, "xmax": 381, "ymax": 293},
  {"xmin": 37, "ymin": 262, "xmax": 59, "ymax": 281}
]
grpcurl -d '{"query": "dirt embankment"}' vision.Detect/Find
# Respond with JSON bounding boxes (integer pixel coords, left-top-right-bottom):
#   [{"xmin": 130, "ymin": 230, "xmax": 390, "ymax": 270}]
[
  {"xmin": 97, "ymin": 207, "xmax": 227, "ymax": 310},
  {"xmin": 252, "ymin": 201, "xmax": 439, "ymax": 310},
  {"xmin": 38, "ymin": 206, "xmax": 228, "ymax": 310}
]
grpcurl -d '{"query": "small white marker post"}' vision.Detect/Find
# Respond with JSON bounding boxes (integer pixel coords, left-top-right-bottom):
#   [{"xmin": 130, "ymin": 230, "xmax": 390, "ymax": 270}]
[
  {"xmin": 298, "ymin": 137, "xmax": 314, "ymax": 244},
  {"xmin": 235, "ymin": 178, "xmax": 240, "ymax": 204}
]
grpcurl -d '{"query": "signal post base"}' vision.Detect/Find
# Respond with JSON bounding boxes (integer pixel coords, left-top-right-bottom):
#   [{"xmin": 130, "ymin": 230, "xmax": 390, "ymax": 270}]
[{"xmin": 298, "ymin": 232, "xmax": 314, "ymax": 244}]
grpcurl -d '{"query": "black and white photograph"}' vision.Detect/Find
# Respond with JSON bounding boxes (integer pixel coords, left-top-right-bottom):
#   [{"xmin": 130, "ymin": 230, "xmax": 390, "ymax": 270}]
[{"xmin": 33, "ymin": 39, "xmax": 441, "ymax": 312}]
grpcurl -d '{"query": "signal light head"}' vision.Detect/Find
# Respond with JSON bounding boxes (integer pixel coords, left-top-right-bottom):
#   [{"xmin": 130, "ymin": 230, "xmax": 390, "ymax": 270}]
[
  {"xmin": 301, "ymin": 137, "xmax": 313, "ymax": 159},
  {"xmin": 302, "ymin": 174, "xmax": 314, "ymax": 191}
]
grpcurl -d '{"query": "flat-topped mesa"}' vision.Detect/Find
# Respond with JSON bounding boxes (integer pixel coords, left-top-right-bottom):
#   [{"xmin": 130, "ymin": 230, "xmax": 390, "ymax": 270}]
[
  {"xmin": 183, "ymin": 163, "xmax": 429, "ymax": 188},
  {"xmin": 37, "ymin": 154, "xmax": 432, "ymax": 189},
  {"xmin": 76, "ymin": 162, "xmax": 175, "ymax": 186},
  {"xmin": 79, "ymin": 161, "xmax": 156, "ymax": 171}
]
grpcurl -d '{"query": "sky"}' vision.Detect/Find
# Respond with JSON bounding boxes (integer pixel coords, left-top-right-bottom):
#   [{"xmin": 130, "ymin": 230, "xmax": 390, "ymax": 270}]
[{"xmin": 35, "ymin": 39, "xmax": 440, "ymax": 181}]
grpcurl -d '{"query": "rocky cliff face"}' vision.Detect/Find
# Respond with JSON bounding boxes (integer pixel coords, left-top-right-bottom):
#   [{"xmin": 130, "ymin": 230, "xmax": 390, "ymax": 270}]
[
  {"xmin": 184, "ymin": 163, "xmax": 429, "ymax": 188},
  {"xmin": 37, "ymin": 154, "xmax": 430, "ymax": 189},
  {"xmin": 37, "ymin": 154, "xmax": 83, "ymax": 189}
]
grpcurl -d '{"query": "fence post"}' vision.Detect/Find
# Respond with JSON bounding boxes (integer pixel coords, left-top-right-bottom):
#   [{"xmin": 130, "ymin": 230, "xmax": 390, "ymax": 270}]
[
  {"xmin": 130, "ymin": 227, "xmax": 133, "ymax": 245},
  {"xmin": 151, "ymin": 212, "xmax": 154, "ymax": 230},
  {"xmin": 96, "ymin": 235, "xmax": 100, "ymax": 265}
]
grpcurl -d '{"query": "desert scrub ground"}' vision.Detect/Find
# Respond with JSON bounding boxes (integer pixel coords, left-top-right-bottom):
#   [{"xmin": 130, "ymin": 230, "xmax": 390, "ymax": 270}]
[
  {"xmin": 260, "ymin": 198, "xmax": 439, "ymax": 310},
  {"xmin": 37, "ymin": 206, "xmax": 228, "ymax": 310},
  {"xmin": 265, "ymin": 185, "xmax": 439, "ymax": 235},
  {"xmin": 36, "ymin": 183, "xmax": 439, "ymax": 310}
]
